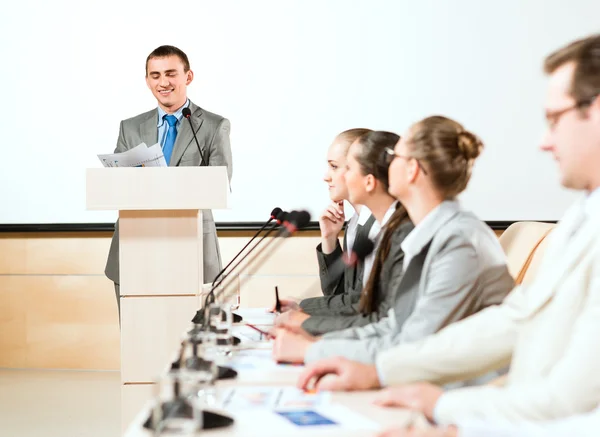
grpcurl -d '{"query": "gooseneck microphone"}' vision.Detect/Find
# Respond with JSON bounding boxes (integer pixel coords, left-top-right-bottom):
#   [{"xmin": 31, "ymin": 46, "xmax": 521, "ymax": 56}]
[
  {"xmin": 209, "ymin": 209, "xmax": 288, "ymax": 296},
  {"xmin": 210, "ymin": 210, "xmax": 311, "ymax": 306},
  {"xmin": 211, "ymin": 207, "xmax": 283, "ymax": 287},
  {"xmin": 182, "ymin": 107, "xmax": 207, "ymax": 166},
  {"xmin": 191, "ymin": 209, "xmax": 288, "ymax": 325}
]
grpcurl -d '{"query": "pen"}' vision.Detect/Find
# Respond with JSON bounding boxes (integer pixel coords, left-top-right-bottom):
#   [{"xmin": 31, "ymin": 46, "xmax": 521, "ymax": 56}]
[
  {"xmin": 245, "ymin": 322, "xmax": 270, "ymax": 337},
  {"xmin": 275, "ymin": 285, "xmax": 282, "ymax": 313}
]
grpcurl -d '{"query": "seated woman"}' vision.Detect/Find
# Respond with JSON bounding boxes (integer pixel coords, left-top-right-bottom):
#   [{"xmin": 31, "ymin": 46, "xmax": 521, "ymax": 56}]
[
  {"xmin": 276, "ymin": 130, "xmax": 415, "ymax": 335},
  {"xmin": 273, "ymin": 115, "xmax": 514, "ymax": 364},
  {"xmin": 278, "ymin": 128, "xmax": 379, "ymax": 328}
]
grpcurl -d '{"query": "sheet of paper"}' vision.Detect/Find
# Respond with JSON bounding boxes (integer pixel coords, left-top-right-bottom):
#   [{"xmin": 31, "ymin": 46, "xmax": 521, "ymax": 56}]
[
  {"xmin": 226, "ymin": 404, "xmax": 381, "ymax": 435},
  {"xmin": 233, "ymin": 308, "xmax": 276, "ymax": 326},
  {"xmin": 276, "ymin": 410, "xmax": 337, "ymax": 426},
  {"xmin": 232, "ymin": 324, "xmax": 272, "ymax": 343},
  {"xmin": 219, "ymin": 386, "xmax": 330, "ymax": 411},
  {"xmin": 97, "ymin": 142, "xmax": 167, "ymax": 167},
  {"xmin": 227, "ymin": 349, "xmax": 302, "ymax": 371}
]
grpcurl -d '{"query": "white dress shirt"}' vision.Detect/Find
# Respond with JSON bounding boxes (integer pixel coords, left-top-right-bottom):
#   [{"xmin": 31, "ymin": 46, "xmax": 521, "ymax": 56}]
[
  {"xmin": 399, "ymin": 202, "xmax": 445, "ymax": 273},
  {"xmin": 584, "ymin": 187, "xmax": 600, "ymax": 217},
  {"xmin": 458, "ymin": 406, "xmax": 600, "ymax": 437},
  {"xmin": 361, "ymin": 201, "xmax": 396, "ymax": 285},
  {"xmin": 346, "ymin": 205, "xmax": 373, "ymax": 254}
]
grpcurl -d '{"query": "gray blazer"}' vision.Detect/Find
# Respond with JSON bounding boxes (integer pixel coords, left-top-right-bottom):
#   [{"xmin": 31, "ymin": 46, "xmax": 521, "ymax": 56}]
[
  {"xmin": 305, "ymin": 201, "xmax": 514, "ymax": 364},
  {"xmin": 299, "ymin": 215, "xmax": 377, "ymax": 316},
  {"xmin": 104, "ymin": 101, "xmax": 233, "ymax": 285},
  {"xmin": 301, "ymin": 219, "xmax": 414, "ymax": 336}
]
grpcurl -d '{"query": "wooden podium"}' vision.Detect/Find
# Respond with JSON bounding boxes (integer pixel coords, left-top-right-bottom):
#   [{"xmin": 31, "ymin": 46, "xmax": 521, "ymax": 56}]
[{"xmin": 86, "ymin": 167, "xmax": 229, "ymax": 430}]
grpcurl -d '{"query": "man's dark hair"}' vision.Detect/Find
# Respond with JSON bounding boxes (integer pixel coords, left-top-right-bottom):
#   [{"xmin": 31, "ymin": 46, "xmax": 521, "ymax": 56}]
[
  {"xmin": 544, "ymin": 34, "xmax": 600, "ymax": 105},
  {"xmin": 145, "ymin": 45, "xmax": 190, "ymax": 75}
]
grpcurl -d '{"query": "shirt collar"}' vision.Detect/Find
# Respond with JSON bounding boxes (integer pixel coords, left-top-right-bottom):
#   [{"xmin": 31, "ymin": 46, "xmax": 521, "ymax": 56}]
[
  {"xmin": 357, "ymin": 206, "xmax": 372, "ymax": 226},
  {"xmin": 380, "ymin": 201, "xmax": 398, "ymax": 227},
  {"xmin": 584, "ymin": 187, "xmax": 600, "ymax": 217},
  {"xmin": 157, "ymin": 99, "xmax": 190, "ymax": 128},
  {"xmin": 400, "ymin": 200, "xmax": 461, "ymax": 258}
]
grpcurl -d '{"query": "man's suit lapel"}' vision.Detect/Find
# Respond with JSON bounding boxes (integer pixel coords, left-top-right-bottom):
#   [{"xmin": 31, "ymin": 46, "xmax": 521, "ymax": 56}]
[
  {"xmin": 170, "ymin": 103, "xmax": 204, "ymax": 167},
  {"xmin": 139, "ymin": 111, "xmax": 158, "ymax": 147},
  {"xmin": 526, "ymin": 199, "xmax": 598, "ymax": 311}
]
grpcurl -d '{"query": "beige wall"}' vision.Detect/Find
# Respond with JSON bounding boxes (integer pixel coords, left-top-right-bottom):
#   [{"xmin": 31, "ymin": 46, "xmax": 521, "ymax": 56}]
[
  {"xmin": 0, "ymin": 230, "xmax": 324, "ymax": 370},
  {"xmin": 0, "ymin": 228, "xmax": 503, "ymax": 371}
]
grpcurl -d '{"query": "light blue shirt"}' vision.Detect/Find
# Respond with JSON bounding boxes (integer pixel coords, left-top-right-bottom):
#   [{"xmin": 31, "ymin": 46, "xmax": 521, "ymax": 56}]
[{"xmin": 157, "ymin": 99, "xmax": 190, "ymax": 149}]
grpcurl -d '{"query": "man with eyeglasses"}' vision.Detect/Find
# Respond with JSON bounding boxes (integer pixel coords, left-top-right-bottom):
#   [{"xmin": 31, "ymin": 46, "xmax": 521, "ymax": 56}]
[{"xmin": 297, "ymin": 32, "xmax": 600, "ymax": 434}]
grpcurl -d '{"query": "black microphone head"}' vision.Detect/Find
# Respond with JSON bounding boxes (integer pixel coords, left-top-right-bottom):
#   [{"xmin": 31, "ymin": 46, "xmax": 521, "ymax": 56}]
[
  {"xmin": 276, "ymin": 210, "xmax": 288, "ymax": 223},
  {"xmin": 353, "ymin": 238, "xmax": 376, "ymax": 260},
  {"xmin": 182, "ymin": 107, "xmax": 192, "ymax": 118},
  {"xmin": 288, "ymin": 210, "xmax": 311, "ymax": 229},
  {"xmin": 270, "ymin": 207, "xmax": 282, "ymax": 219}
]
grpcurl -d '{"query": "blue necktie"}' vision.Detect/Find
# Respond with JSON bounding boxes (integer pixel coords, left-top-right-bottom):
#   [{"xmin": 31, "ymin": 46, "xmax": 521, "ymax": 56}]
[{"xmin": 162, "ymin": 114, "xmax": 178, "ymax": 165}]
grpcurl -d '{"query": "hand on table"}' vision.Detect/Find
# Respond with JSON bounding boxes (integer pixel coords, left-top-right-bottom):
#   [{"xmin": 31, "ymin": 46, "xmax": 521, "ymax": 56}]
[
  {"xmin": 274, "ymin": 309, "xmax": 310, "ymax": 330},
  {"xmin": 297, "ymin": 356, "xmax": 381, "ymax": 391},
  {"xmin": 269, "ymin": 298, "xmax": 301, "ymax": 313},
  {"xmin": 272, "ymin": 327, "xmax": 318, "ymax": 363},
  {"xmin": 373, "ymin": 383, "xmax": 444, "ymax": 422}
]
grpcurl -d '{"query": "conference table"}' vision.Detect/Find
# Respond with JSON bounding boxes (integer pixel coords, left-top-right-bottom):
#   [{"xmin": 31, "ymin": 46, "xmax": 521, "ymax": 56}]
[{"xmin": 123, "ymin": 309, "xmax": 416, "ymax": 436}]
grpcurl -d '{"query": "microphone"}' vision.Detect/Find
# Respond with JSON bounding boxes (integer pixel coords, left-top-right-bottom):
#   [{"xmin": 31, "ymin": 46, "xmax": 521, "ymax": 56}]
[
  {"xmin": 211, "ymin": 207, "xmax": 283, "ymax": 287},
  {"xmin": 191, "ymin": 209, "xmax": 289, "ymax": 325},
  {"xmin": 186, "ymin": 210, "xmax": 310, "ymax": 383},
  {"xmin": 194, "ymin": 211, "xmax": 310, "ymax": 323},
  {"xmin": 209, "ymin": 209, "xmax": 287, "ymax": 297},
  {"xmin": 320, "ymin": 238, "xmax": 376, "ymax": 292},
  {"xmin": 182, "ymin": 107, "xmax": 207, "ymax": 166},
  {"xmin": 210, "ymin": 210, "xmax": 311, "ymax": 306}
]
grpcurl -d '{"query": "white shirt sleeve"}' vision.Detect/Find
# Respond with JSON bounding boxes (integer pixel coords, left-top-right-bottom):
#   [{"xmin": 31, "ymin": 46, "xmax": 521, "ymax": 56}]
[{"xmin": 457, "ymin": 408, "xmax": 600, "ymax": 437}]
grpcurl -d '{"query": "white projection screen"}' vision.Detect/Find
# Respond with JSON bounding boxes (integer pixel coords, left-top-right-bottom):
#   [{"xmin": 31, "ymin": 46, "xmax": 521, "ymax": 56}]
[{"xmin": 0, "ymin": 0, "xmax": 598, "ymax": 227}]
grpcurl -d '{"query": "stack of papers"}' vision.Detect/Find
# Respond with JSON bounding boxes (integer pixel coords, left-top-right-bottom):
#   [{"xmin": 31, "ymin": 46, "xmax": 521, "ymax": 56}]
[{"xmin": 98, "ymin": 143, "xmax": 167, "ymax": 167}]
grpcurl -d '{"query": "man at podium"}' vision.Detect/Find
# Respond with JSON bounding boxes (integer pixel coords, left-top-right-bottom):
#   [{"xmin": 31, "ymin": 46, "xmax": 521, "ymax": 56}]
[{"xmin": 104, "ymin": 45, "xmax": 233, "ymax": 315}]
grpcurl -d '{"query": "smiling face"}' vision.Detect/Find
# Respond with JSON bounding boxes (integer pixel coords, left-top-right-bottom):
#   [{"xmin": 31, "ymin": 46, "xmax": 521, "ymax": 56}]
[{"xmin": 145, "ymin": 55, "xmax": 193, "ymax": 113}]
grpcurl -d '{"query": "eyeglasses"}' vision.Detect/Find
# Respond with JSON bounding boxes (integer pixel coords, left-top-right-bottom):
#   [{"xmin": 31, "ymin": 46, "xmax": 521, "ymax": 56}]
[
  {"xmin": 546, "ymin": 95, "xmax": 598, "ymax": 130},
  {"xmin": 384, "ymin": 147, "xmax": 428, "ymax": 175}
]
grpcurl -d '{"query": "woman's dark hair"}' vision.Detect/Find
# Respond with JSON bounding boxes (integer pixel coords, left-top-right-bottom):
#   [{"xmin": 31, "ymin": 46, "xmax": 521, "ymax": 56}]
[
  {"xmin": 352, "ymin": 131, "xmax": 410, "ymax": 314},
  {"xmin": 352, "ymin": 131, "xmax": 400, "ymax": 192}
]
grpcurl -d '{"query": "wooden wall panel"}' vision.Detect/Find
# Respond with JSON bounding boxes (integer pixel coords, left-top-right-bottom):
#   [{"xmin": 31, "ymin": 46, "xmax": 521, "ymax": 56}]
[
  {"xmin": 0, "ymin": 232, "xmax": 110, "ymax": 274},
  {"xmin": 0, "ymin": 228, "xmax": 505, "ymax": 371},
  {"xmin": 238, "ymin": 274, "xmax": 322, "ymax": 308},
  {"xmin": 0, "ymin": 231, "xmax": 324, "ymax": 370},
  {"xmin": 0, "ymin": 275, "xmax": 119, "ymax": 369}
]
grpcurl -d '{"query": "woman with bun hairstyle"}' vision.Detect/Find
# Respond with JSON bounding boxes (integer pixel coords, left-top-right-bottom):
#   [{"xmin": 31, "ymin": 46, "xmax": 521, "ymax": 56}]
[{"xmin": 273, "ymin": 116, "xmax": 514, "ymax": 365}]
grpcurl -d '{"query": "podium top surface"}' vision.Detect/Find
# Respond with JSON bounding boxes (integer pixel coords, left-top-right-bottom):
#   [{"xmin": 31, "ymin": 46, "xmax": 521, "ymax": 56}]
[{"xmin": 86, "ymin": 167, "xmax": 230, "ymax": 211}]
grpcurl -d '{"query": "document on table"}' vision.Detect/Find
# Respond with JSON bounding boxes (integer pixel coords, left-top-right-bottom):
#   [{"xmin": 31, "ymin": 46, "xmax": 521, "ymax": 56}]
[
  {"xmin": 227, "ymin": 349, "xmax": 301, "ymax": 371},
  {"xmin": 97, "ymin": 143, "xmax": 167, "ymax": 167},
  {"xmin": 233, "ymin": 308, "xmax": 276, "ymax": 326},
  {"xmin": 217, "ymin": 386, "xmax": 380, "ymax": 433},
  {"xmin": 219, "ymin": 386, "xmax": 331, "ymax": 411},
  {"xmin": 232, "ymin": 324, "xmax": 272, "ymax": 344}
]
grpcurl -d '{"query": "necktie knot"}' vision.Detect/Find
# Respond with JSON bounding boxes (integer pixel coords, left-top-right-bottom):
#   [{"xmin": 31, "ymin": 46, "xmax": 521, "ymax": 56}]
[{"xmin": 164, "ymin": 114, "xmax": 178, "ymax": 127}]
